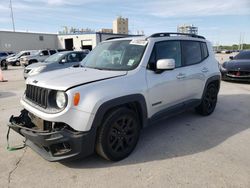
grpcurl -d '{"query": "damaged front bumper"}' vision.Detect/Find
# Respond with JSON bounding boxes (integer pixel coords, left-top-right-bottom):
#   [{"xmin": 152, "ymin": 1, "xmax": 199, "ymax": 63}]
[{"xmin": 8, "ymin": 110, "xmax": 96, "ymax": 162}]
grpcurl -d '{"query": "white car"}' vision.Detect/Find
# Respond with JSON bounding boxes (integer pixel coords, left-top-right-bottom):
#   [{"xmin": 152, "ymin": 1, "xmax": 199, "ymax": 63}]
[
  {"xmin": 20, "ymin": 49, "xmax": 58, "ymax": 66},
  {"xmin": 9, "ymin": 33, "xmax": 221, "ymax": 162},
  {"xmin": 6, "ymin": 50, "xmax": 37, "ymax": 66}
]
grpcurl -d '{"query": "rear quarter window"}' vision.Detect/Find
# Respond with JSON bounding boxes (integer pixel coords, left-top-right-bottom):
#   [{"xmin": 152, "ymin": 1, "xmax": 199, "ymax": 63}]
[{"xmin": 201, "ymin": 42, "xmax": 209, "ymax": 59}]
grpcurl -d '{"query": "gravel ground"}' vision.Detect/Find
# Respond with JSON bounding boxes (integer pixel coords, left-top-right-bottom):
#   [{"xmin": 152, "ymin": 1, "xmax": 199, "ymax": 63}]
[{"xmin": 0, "ymin": 64, "xmax": 249, "ymax": 188}]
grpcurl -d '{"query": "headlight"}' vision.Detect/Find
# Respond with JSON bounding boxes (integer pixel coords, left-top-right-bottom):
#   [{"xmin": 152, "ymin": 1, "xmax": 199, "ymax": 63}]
[
  {"xmin": 219, "ymin": 64, "xmax": 227, "ymax": 71},
  {"xmin": 29, "ymin": 66, "xmax": 45, "ymax": 76},
  {"xmin": 56, "ymin": 91, "xmax": 67, "ymax": 109}
]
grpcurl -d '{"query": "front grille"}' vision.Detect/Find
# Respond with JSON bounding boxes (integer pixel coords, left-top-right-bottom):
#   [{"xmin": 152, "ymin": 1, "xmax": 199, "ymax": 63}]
[
  {"xmin": 227, "ymin": 71, "xmax": 250, "ymax": 77},
  {"xmin": 26, "ymin": 84, "xmax": 49, "ymax": 108}
]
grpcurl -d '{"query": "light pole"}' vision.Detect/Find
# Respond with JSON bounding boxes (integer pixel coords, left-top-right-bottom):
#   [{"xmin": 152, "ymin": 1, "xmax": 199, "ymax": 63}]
[{"xmin": 10, "ymin": 0, "xmax": 15, "ymax": 32}]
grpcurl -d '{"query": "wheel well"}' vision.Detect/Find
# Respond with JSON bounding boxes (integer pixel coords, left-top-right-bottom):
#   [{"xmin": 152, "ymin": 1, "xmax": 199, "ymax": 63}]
[
  {"xmin": 102, "ymin": 102, "xmax": 144, "ymax": 129},
  {"xmin": 208, "ymin": 80, "xmax": 220, "ymax": 91}
]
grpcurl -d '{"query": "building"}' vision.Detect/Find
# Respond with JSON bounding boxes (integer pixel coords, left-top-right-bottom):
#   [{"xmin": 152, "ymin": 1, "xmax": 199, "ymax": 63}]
[
  {"xmin": 99, "ymin": 28, "xmax": 113, "ymax": 34},
  {"xmin": 58, "ymin": 32, "xmax": 139, "ymax": 51},
  {"xmin": 0, "ymin": 30, "xmax": 141, "ymax": 52},
  {"xmin": 0, "ymin": 30, "xmax": 58, "ymax": 52},
  {"xmin": 113, "ymin": 17, "xmax": 129, "ymax": 34},
  {"xmin": 177, "ymin": 24, "xmax": 198, "ymax": 35}
]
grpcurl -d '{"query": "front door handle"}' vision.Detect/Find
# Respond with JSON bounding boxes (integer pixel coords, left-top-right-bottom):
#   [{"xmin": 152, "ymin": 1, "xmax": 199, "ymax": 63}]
[
  {"xmin": 176, "ymin": 73, "xmax": 186, "ymax": 79},
  {"xmin": 201, "ymin": 67, "xmax": 209, "ymax": 73}
]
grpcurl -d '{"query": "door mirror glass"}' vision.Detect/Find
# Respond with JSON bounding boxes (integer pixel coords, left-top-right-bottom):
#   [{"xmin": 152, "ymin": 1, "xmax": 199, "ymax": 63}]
[{"xmin": 156, "ymin": 59, "xmax": 175, "ymax": 71}]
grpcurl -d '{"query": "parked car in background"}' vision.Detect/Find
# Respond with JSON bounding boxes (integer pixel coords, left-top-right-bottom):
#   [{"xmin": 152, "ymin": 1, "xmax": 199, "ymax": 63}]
[
  {"xmin": 0, "ymin": 51, "xmax": 14, "ymax": 70},
  {"xmin": 6, "ymin": 50, "xmax": 37, "ymax": 66},
  {"xmin": 220, "ymin": 50, "xmax": 250, "ymax": 82},
  {"xmin": 24, "ymin": 51, "xmax": 88, "ymax": 79},
  {"xmin": 20, "ymin": 49, "xmax": 59, "ymax": 66}
]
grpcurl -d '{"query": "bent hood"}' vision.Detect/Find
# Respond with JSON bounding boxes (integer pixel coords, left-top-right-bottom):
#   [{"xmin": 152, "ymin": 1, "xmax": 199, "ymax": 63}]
[{"xmin": 26, "ymin": 67, "xmax": 127, "ymax": 91}]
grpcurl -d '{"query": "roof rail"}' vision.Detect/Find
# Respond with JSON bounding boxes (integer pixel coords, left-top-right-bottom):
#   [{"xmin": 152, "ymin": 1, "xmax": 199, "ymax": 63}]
[{"xmin": 148, "ymin": 32, "xmax": 205, "ymax": 39}]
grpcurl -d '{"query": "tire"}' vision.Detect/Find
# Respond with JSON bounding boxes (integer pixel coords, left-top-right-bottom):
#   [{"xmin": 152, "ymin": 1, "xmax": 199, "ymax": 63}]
[
  {"xmin": 1, "ymin": 60, "xmax": 7, "ymax": 70},
  {"xmin": 96, "ymin": 107, "xmax": 140, "ymax": 161},
  {"xmin": 15, "ymin": 61, "xmax": 20, "ymax": 66},
  {"xmin": 196, "ymin": 84, "xmax": 218, "ymax": 116}
]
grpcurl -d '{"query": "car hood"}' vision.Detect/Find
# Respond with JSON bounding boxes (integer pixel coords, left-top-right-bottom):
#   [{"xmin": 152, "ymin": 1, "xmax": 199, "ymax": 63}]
[
  {"xmin": 7, "ymin": 56, "xmax": 17, "ymax": 61},
  {"xmin": 26, "ymin": 67, "xmax": 127, "ymax": 91},
  {"xmin": 223, "ymin": 60, "xmax": 250, "ymax": 71},
  {"xmin": 26, "ymin": 62, "xmax": 48, "ymax": 69}
]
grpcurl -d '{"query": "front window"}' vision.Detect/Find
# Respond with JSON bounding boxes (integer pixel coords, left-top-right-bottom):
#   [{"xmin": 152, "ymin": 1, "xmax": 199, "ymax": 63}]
[
  {"xmin": 44, "ymin": 52, "xmax": 65, "ymax": 63},
  {"xmin": 81, "ymin": 40, "xmax": 147, "ymax": 71}
]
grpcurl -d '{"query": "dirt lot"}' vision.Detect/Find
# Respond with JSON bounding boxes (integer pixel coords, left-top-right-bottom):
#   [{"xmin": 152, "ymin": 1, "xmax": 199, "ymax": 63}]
[{"xmin": 0, "ymin": 63, "xmax": 250, "ymax": 188}]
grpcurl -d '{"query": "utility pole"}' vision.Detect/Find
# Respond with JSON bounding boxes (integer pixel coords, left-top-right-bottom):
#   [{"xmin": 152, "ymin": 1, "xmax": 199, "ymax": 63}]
[{"xmin": 10, "ymin": 0, "xmax": 15, "ymax": 32}]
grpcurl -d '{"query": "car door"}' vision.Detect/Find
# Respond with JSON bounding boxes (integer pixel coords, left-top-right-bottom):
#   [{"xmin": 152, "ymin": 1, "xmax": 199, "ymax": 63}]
[
  {"xmin": 64, "ymin": 52, "xmax": 81, "ymax": 68},
  {"xmin": 180, "ymin": 41, "xmax": 207, "ymax": 100},
  {"xmin": 39, "ymin": 50, "xmax": 49, "ymax": 61},
  {"xmin": 146, "ymin": 40, "xmax": 187, "ymax": 117}
]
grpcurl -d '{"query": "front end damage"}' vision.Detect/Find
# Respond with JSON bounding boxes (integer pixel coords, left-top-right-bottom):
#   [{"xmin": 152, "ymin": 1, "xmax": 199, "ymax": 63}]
[{"xmin": 8, "ymin": 109, "xmax": 96, "ymax": 162}]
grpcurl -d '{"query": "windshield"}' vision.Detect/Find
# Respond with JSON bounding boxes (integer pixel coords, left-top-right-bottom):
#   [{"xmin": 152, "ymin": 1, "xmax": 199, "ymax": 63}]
[
  {"xmin": 80, "ymin": 40, "xmax": 147, "ymax": 71},
  {"xmin": 234, "ymin": 51, "xmax": 250, "ymax": 60},
  {"xmin": 44, "ymin": 52, "xmax": 65, "ymax": 63}
]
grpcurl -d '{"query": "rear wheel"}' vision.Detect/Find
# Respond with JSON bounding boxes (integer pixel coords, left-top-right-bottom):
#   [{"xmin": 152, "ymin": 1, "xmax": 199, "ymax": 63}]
[
  {"xmin": 96, "ymin": 107, "xmax": 140, "ymax": 161},
  {"xmin": 196, "ymin": 84, "xmax": 218, "ymax": 116}
]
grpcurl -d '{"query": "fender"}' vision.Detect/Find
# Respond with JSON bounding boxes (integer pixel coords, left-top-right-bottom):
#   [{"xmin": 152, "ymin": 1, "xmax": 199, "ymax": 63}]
[
  {"xmin": 91, "ymin": 94, "xmax": 148, "ymax": 129},
  {"xmin": 201, "ymin": 75, "xmax": 221, "ymax": 99}
]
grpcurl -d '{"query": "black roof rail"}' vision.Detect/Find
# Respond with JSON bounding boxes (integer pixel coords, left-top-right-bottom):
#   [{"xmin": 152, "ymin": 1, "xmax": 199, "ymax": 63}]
[{"xmin": 149, "ymin": 32, "xmax": 206, "ymax": 39}]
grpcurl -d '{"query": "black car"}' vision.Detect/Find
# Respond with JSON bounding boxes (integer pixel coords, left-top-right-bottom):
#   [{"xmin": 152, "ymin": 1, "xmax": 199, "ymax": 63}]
[{"xmin": 220, "ymin": 50, "xmax": 250, "ymax": 82}]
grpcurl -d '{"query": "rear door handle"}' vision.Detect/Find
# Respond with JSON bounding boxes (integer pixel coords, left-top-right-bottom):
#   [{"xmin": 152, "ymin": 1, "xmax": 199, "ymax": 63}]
[
  {"xmin": 201, "ymin": 67, "xmax": 209, "ymax": 73},
  {"xmin": 176, "ymin": 73, "xmax": 186, "ymax": 79}
]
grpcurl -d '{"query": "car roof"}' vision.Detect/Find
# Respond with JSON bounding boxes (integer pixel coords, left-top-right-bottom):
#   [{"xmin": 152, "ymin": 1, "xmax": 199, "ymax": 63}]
[{"xmin": 104, "ymin": 32, "xmax": 207, "ymax": 43}]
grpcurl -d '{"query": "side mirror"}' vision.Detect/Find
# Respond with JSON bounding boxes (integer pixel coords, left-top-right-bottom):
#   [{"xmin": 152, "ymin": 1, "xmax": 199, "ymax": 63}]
[
  {"xmin": 39, "ymin": 53, "xmax": 44, "ymax": 56},
  {"xmin": 156, "ymin": 59, "xmax": 175, "ymax": 73},
  {"xmin": 60, "ymin": 59, "xmax": 66, "ymax": 64},
  {"xmin": 229, "ymin": 56, "xmax": 233, "ymax": 60}
]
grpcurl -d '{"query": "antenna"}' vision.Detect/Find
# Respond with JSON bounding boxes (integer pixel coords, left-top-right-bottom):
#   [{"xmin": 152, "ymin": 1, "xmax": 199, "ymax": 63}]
[{"xmin": 9, "ymin": 0, "xmax": 15, "ymax": 32}]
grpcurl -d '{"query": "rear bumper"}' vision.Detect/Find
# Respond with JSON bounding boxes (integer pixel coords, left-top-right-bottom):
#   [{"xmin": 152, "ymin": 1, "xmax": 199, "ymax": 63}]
[{"xmin": 8, "ymin": 110, "xmax": 96, "ymax": 162}]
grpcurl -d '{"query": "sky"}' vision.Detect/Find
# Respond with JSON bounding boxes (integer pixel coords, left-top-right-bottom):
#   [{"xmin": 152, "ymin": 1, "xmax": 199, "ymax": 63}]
[{"xmin": 0, "ymin": 0, "xmax": 250, "ymax": 45}]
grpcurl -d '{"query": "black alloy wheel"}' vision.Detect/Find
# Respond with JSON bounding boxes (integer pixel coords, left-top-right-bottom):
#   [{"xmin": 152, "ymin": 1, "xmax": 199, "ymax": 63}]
[
  {"xmin": 96, "ymin": 108, "xmax": 140, "ymax": 161},
  {"xmin": 196, "ymin": 84, "xmax": 218, "ymax": 116}
]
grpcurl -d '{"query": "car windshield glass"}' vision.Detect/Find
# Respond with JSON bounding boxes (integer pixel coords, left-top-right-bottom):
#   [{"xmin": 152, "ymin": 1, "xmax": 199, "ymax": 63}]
[
  {"xmin": 44, "ymin": 53, "xmax": 65, "ymax": 63},
  {"xmin": 234, "ymin": 51, "xmax": 250, "ymax": 60},
  {"xmin": 80, "ymin": 40, "xmax": 147, "ymax": 71},
  {"xmin": 15, "ymin": 52, "xmax": 23, "ymax": 57}
]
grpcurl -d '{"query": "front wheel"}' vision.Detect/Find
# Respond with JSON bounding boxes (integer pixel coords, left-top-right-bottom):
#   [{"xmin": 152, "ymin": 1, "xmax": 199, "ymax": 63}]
[
  {"xmin": 196, "ymin": 84, "xmax": 218, "ymax": 116},
  {"xmin": 15, "ymin": 61, "xmax": 20, "ymax": 66},
  {"xmin": 1, "ymin": 60, "xmax": 8, "ymax": 70},
  {"xmin": 96, "ymin": 107, "xmax": 140, "ymax": 161}
]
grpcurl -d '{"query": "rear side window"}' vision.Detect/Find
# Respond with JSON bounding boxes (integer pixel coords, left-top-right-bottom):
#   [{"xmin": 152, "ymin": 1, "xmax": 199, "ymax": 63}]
[
  {"xmin": 49, "ymin": 50, "xmax": 56, "ymax": 55},
  {"xmin": 182, "ymin": 41, "xmax": 202, "ymax": 66},
  {"xmin": 201, "ymin": 42, "xmax": 209, "ymax": 59},
  {"xmin": 42, "ymin": 50, "xmax": 49, "ymax": 56}
]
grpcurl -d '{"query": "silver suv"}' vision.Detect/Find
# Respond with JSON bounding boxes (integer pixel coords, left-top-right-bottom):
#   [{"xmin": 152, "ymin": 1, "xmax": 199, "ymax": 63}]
[
  {"xmin": 20, "ymin": 49, "xmax": 63, "ymax": 66},
  {"xmin": 9, "ymin": 33, "xmax": 221, "ymax": 162}
]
